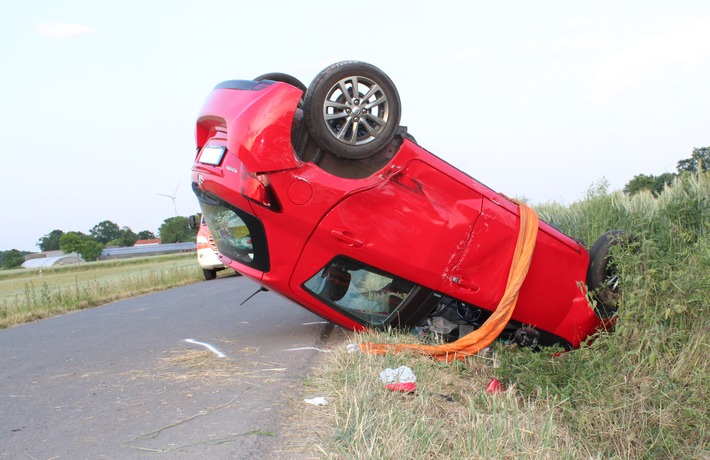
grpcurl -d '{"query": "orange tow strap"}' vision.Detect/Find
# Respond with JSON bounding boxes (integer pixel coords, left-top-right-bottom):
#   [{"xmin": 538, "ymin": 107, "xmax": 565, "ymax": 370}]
[{"xmin": 358, "ymin": 202, "xmax": 539, "ymax": 362}]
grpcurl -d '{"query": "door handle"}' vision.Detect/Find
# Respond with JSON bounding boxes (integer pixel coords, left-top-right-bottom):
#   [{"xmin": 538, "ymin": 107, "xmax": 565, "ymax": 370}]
[
  {"xmin": 450, "ymin": 275, "xmax": 480, "ymax": 292},
  {"xmin": 330, "ymin": 229, "xmax": 364, "ymax": 247}
]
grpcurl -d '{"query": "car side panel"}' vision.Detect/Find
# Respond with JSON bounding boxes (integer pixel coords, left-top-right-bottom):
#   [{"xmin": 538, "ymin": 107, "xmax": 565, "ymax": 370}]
[{"xmin": 290, "ymin": 158, "xmax": 484, "ymax": 307}]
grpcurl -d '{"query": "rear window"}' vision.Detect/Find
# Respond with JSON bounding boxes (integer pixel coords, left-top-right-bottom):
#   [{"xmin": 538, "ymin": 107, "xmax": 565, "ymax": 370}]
[{"xmin": 194, "ymin": 187, "xmax": 270, "ymax": 272}]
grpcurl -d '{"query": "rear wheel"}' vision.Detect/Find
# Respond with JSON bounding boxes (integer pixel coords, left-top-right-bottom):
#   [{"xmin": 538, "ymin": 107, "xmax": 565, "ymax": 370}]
[
  {"xmin": 304, "ymin": 61, "xmax": 401, "ymax": 159},
  {"xmin": 587, "ymin": 230, "xmax": 630, "ymax": 317},
  {"xmin": 202, "ymin": 268, "xmax": 217, "ymax": 281}
]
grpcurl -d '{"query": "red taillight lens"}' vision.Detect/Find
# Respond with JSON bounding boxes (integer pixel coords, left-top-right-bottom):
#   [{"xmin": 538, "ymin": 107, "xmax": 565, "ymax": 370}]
[{"xmin": 240, "ymin": 167, "xmax": 277, "ymax": 209}]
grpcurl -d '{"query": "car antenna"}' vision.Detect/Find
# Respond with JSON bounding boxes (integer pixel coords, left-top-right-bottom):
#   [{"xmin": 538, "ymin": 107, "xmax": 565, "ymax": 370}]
[{"xmin": 241, "ymin": 286, "xmax": 269, "ymax": 305}]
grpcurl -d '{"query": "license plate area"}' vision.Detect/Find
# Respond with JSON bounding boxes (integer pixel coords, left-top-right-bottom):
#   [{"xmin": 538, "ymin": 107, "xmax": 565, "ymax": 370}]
[{"xmin": 198, "ymin": 145, "xmax": 226, "ymax": 165}]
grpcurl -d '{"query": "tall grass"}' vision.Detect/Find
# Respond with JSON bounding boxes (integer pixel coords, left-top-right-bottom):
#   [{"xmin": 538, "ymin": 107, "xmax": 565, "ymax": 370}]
[
  {"xmin": 301, "ymin": 172, "xmax": 709, "ymax": 459},
  {"xmin": 495, "ymin": 171, "xmax": 709, "ymax": 458}
]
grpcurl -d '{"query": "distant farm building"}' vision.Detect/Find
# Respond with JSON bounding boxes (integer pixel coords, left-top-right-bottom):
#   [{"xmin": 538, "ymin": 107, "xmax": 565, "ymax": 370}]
[
  {"xmin": 22, "ymin": 252, "xmax": 85, "ymax": 268},
  {"xmin": 99, "ymin": 242, "xmax": 195, "ymax": 260},
  {"xmin": 134, "ymin": 239, "xmax": 161, "ymax": 246}
]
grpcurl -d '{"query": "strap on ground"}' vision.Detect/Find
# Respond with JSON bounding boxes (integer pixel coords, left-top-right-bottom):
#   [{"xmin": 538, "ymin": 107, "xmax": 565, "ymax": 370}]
[{"xmin": 358, "ymin": 202, "xmax": 539, "ymax": 362}]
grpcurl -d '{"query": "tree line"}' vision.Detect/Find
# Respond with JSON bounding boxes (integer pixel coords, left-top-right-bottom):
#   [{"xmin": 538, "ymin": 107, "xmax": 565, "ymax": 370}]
[
  {"xmin": 0, "ymin": 216, "xmax": 197, "ymax": 269},
  {"xmin": 623, "ymin": 147, "xmax": 709, "ymax": 196}
]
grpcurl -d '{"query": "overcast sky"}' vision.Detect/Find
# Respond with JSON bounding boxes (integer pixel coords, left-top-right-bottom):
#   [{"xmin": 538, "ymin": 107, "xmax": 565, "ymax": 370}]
[{"xmin": 1, "ymin": 1, "xmax": 709, "ymax": 252}]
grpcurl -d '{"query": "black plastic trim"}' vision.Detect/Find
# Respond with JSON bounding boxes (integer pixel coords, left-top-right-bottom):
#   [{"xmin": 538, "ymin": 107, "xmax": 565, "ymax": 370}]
[{"xmin": 213, "ymin": 80, "xmax": 272, "ymax": 91}]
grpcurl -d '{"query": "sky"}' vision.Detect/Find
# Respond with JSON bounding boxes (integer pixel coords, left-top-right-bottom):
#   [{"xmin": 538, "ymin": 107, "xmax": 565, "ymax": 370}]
[{"xmin": 1, "ymin": 1, "xmax": 709, "ymax": 252}]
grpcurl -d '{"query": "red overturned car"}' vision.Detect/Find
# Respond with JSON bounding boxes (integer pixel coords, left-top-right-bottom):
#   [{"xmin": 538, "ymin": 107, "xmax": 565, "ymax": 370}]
[{"xmin": 191, "ymin": 61, "xmax": 620, "ymax": 350}]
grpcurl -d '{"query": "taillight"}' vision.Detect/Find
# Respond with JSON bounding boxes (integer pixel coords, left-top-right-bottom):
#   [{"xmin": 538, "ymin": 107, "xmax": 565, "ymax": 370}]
[{"xmin": 240, "ymin": 167, "xmax": 280, "ymax": 210}]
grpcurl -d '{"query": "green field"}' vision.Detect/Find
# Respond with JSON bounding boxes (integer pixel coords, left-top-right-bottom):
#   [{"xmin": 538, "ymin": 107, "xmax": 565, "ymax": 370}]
[{"xmin": 0, "ymin": 253, "xmax": 204, "ymax": 328}]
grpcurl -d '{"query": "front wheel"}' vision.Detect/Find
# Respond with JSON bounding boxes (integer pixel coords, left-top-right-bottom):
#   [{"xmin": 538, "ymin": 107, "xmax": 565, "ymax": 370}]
[
  {"xmin": 304, "ymin": 61, "xmax": 401, "ymax": 159},
  {"xmin": 586, "ymin": 230, "xmax": 631, "ymax": 317}
]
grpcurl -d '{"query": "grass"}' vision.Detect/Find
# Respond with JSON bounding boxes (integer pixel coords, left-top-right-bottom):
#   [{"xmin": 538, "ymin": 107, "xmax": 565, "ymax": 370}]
[
  {"xmin": 296, "ymin": 337, "xmax": 586, "ymax": 459},
  {"xmin": 295, "ymin": 172, "xmax": 709, "ymax": 459},
  {"xmin": 0, "ymin": 253, "xmax": 205, "ymax": 328}
]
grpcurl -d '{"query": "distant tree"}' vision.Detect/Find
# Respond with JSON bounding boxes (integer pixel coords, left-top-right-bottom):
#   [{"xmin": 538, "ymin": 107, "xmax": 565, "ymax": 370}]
[
  {"xmin": 59, "ymin": 232, "xmax": 86, "ymax": 254},
  {"xmin": 116, "ymin": 226, "xmax": 139, "ymax": 247},
  {"xmin": 1, "ymin": 249, "xmax": 27, "ymax": 269},
  {"xmin": 158, "ymin": 216, "xmax": 196, "ymax": 243},
  {"xmin": 624, "ymin": 146, "xmax": 709, "ymax": 196},
  {"xmin": 677, "ymin": 147, "xmax": 709, "ymax": 174},
  {"xmin": 89, "ymin": 220, "xmax": 122, "ymax": 244},
  {"xmin": 137, "ymin": 230, "xmax": 156, "ymax": 240},
  {"xmin": 37, "ymin": 229, "xmax": 65, "ymax": 252},
  {"xmin": 80, "ymin": 240, "xmax": 104, "ymax": 261},
  {"xmin": 58, "ymin": 232, "xmax": 103, "ymax": 261},
  {"xmin": 624, "ymin": 174, "xmax": 657, "ymax": 195},
  {"xmin": 624, "ymin": 172, "xmax": 675, "ymax": 196}
]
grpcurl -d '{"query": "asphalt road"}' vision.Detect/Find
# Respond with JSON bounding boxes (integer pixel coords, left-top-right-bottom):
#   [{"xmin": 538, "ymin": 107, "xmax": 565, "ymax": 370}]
[{"xmin": 0, "ymin": 275, "xmax": 343, "ymax": 459}]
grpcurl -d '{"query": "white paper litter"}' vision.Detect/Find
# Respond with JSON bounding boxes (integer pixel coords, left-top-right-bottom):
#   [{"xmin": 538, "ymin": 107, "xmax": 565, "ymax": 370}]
[
  {"xmin": 304, "ymin": 397, "xmax": 329, "ymax": 406},
  {"xmin": 379, "ymin": 365, "xmax": 416, "ymax": 384}
]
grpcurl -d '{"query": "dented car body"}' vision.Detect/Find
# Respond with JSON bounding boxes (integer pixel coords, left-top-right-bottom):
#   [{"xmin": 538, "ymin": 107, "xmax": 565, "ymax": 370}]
[{"xmin": 191, "ymin": 62, "xmax": 613, "ymax": 350}]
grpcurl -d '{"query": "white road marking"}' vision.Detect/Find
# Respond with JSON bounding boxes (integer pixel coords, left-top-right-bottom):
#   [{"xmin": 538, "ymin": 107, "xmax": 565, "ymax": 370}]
[
  {"xmin": 302, "ymin": 321, "xmax": 329, "ymax": 325},
  {"xmin": 184, "ymin": 339, "xmax": 226, "ymax": 358},
  {"xmin": 285, "ymin": 347, "xmax": 332, "ymax": 353}
]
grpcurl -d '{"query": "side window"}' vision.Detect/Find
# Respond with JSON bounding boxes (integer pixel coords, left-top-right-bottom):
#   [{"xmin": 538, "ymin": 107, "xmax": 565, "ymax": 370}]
[{"xmin": 303, "ymin": 257, "xmax": 416, "ymax": 326}]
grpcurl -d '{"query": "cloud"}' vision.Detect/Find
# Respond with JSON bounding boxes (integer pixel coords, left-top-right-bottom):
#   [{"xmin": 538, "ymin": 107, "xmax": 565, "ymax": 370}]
[
  {"xmin": 591, "ymin": 17, "xmax": 710, "ymax": 105},
  {"xmin": 36, "ymin": 22, "xmax": 96, "ymax": 40}
]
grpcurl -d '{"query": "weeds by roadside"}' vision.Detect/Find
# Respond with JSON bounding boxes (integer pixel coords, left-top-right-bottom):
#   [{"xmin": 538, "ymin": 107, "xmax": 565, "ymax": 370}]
[{"xmin": 298, "ymin": 332, "xmax": 586, "ymax": 459}]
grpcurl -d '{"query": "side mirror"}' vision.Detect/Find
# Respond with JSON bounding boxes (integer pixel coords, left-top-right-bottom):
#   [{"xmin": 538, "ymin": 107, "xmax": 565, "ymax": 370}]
[{"xmin": 188, "ymin": 214, "xmax": 200, "ymax": 230}]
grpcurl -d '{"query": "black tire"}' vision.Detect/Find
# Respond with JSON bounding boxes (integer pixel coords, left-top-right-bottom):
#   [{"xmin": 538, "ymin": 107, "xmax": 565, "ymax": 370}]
[
  {"xmin": 586, "ymin": 230, "xmax": 629, "ymax": 317},
  {"xmin": 304, "ymin": 61, "xmax": 401, "ymax": 159},
  {"xmin": 254, "ymin": 72, "xmax": 307, "ymax": 93},
  {"xmin": 202, "ymin": 268, "xmax": 217, "ymax": 281}
]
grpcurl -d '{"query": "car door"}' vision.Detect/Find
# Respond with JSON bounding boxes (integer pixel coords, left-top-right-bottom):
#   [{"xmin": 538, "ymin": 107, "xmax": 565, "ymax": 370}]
[{"xmin": 290, "ymin": 158, "xmax": 485, "ymax": 312}]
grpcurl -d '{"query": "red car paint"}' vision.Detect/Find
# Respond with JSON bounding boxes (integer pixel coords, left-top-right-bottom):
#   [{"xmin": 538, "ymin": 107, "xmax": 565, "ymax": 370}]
[{"xmin": 191, "ymin": 79, "xmax": 606, "ymax": 349}]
